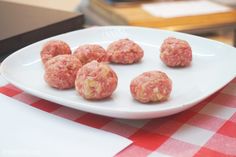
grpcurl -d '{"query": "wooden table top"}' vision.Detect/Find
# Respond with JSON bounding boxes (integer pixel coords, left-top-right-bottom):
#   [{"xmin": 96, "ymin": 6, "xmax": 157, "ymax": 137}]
[{"xmin": 91, "ymin": 0, "xmax": 236, "ymax": 33}]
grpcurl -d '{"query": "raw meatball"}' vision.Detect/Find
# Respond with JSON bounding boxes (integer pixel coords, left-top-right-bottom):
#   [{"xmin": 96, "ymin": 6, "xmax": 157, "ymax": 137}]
[
  {"xmin": 73, "ymin": 44, "xmax": 109, "ymax": 65},
  {"xmin": 130, "ymin": 71, "xmax": 172, "ymax": 103},
  {"xmin": 160, "ymin": 37, "xmax": 192, "ymax": 67},
  {"xmin": 107, "ymin": 38, "xmax": 144, "ymax": 64},
  {"xmin": 75, "ymin": 61, "xmax": 118, "ymax": 100},
  {"xmin": 44, "ymin": 55, "xmax": 82, "ymax": 89},
  {"xmin": 41, "ymin": 40, "xmax": 72, "ymax": 64}
]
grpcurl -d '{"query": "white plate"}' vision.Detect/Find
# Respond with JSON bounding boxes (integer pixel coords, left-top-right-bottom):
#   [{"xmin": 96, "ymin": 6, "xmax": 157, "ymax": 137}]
[{"xmin": 1, "ymin": 26, "xmax": 236, "ymax": 119}]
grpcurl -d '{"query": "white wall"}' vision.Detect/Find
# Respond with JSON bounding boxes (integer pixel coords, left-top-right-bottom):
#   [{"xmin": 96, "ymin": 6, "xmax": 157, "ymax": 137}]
[{"xmin": 2, "ymin": 0, "xmax": 81, "ymax": 12}]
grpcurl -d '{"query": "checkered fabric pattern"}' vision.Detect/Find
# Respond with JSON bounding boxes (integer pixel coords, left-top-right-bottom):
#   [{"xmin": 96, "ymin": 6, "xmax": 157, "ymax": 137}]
[{"xmin": 0, "ymin": 76, "xmax": 235, "ymax": 157}]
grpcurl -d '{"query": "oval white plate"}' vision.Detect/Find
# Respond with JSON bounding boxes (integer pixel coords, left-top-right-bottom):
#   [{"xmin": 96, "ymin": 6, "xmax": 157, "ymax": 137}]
[{"xmin": 1, "ymin": 26, "xmax": 236, "ymax": 119}]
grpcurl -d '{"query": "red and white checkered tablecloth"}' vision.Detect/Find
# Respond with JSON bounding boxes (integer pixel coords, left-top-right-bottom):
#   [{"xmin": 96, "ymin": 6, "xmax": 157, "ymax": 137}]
[{"xmin": 0, "ymin": 76, "xmax": 235, "ymax": 157}]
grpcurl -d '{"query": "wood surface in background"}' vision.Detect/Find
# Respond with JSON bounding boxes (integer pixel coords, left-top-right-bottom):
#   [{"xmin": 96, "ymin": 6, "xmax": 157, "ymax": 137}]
[
  {"xmin": 90, "ymin": 0, "xmax": 236, "ymax": 32},
  {"xmin": 0, "ymin": 1, "xmax": 84, "ymax": 60}
]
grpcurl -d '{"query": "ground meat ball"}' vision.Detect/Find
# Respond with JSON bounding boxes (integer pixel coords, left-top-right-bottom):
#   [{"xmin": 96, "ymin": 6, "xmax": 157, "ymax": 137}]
[
  {"xmin": 160, "ymin": 37, "xmax": 192, "ymax": 67},
  {"xmin": 44, "ymin": 55, "xmax": 82, "ymax": 89},
  {"xmin": 107, "ymin": 38, "xmax": 144, "ymax": 64},
  {"xmin": 130, "ymin": 71, "xmax": 172, "ymax": 103},
  {"xmin": 41, "ymin": 40, "xmax": 72, "ymax": 64},
  {"xmin": 73, "ymin": 44, "xmax": 109, "ymax": 65},
  {"xmin": 75, "ymin": 61, "xmax": 118, "ymax": 100}
]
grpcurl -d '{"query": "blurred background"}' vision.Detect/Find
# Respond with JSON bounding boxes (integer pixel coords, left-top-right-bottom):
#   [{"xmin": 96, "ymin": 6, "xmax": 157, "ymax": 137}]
[{"xmin": 1, "ymin": 0, "xmax": 236, "ymax": 46}]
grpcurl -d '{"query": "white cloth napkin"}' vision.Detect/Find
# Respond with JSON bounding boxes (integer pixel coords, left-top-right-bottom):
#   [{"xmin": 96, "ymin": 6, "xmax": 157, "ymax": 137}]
[
  {"xmin": 0, "ymin": 94, "xmax": 132, "ymax": 157},
  {"xmin": 142, "ymin": 0, "xmax": 231, "ymax": 18}
]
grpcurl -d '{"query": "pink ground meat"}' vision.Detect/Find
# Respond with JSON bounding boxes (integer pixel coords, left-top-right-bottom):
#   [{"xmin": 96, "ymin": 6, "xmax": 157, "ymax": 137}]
[
  {"xmin": 160, "ymin": 37, "xmax": 192, "ymax": 67},
  {"xmin": 130, "ymin": 71, "xmax": 172, "ymax": 103},
  {"xmin": 73, "ymin": 44, "xmax": 109, "ymax": 65},
  {"xmin": 75, "ymin": 61, "xmax": 118, "ymax": 100},
  {"xmin": 41, "ymin": 40, "xmax": 72, "ymax": 64},
  {"xmin": 107, "ymin": 38, "xmax": 144, "ymax": 64},
  {"xmin": 44, "ymin": 55, "xmax": 82, "ymax": 89}
]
